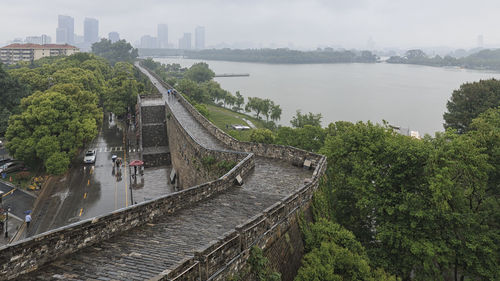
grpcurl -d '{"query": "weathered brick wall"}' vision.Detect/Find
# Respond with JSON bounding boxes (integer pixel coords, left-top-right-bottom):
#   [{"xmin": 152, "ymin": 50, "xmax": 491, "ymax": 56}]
[
  {"xmin": 165, "ymin": 102, "xmax": 248, "ymax": 189},
  {"xmin": 141, "ymin": 101, "xmax": 165, "ymax": 124},
  {"xmin": 0, "ymin": 152, "xmax": 255, "ymax": 280},
  {"xmin": 142, "ymin": 124, "xmax": 168, "ymax": 147},
  {"xmin": 176, "ymin": 91, "xmax": 323, "ymax": 169},
  {"xmin": 142, "ymin": 65, "xmax": 328, "ymax": 281},
  {"xmin": 143, "ymin": 152, "xmax": 171, "ymax": 167}
]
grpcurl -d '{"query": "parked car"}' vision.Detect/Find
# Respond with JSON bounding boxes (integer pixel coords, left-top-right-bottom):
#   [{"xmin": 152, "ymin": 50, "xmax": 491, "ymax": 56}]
[
  {"xmin": 84, "ymin": 150, "xmax": 96, "ymax": 164},
  {"xmin": 0, "ymin": 158, "xmax": 12, "ymax": 166},
  {"xmin": 0, "ymin": 161, "xmax": 26, "ymax": 174}
]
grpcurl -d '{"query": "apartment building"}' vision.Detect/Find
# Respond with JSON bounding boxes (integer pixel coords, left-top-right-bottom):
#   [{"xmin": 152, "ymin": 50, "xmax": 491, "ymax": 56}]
[{"xmin": 0, "ymin": 43, "xmax": 79, "ymax": 65}]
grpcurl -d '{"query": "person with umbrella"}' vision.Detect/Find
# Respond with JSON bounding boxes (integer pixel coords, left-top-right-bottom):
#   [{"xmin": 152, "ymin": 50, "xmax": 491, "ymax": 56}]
[{"xmin": 25, "ymin": 210, "xmax": 32, "ymax": 228}]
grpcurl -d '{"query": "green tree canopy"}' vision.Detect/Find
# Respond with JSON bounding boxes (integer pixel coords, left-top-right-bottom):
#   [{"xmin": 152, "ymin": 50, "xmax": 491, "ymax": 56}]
[
  {"xmin": 0, "ymin": 63, "xmax": 29, "ymax": 136},
  {"xmin": 184, "ymin": 62, "xmax": 215, "ymax": 83},
  {"xmin": 444, "ymin": 79, "xmax": 500, "ymax": 133},
  {"xmin": 249, "ymin": 128, "xmax": 275, "ymax": 144},
  {"xmin": 91, "ymin": 39, "xmax": 138, "ymax": 65},
  {"xmin": 290, "ymin": 110, "xmax": 322, "ymax": 128}
]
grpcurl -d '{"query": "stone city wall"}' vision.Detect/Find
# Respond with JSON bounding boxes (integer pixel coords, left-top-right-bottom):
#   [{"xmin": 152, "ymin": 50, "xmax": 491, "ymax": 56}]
[
  {"xmin": 0, "ymin": 92, "xmax": 256, "ymax": 280},
  {"xmin": 149, "ymin": 156, "xmax": 327, "ymax": 281},
  {"xmin": 165, "ymin": 101, "xmax": 249, "ymax": 189},
  {"xmin": 140, "ymin": 64, "xmax": 328, "ymax": 281},
  {"xmin": 170, "ymin": 91, "xmax": 322, "ymax": 168}
]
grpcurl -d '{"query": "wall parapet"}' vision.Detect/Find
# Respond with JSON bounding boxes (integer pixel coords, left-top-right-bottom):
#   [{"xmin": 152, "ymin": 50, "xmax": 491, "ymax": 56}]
[
  {"xmin": 0, "ymin": 86, "xmax": 256, "ymax": 280},
  {"xmin": 146, "ymin": 66, "xmax": 323, "ymax": 176},
  {"xmin": 141, "ymin": 63, "xmax": 328, "ymax": 281}
]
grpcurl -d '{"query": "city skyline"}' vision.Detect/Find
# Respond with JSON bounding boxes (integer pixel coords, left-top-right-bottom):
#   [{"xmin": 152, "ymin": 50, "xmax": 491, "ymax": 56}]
[{"xmin": 3, "ymin": 0, "xmax": 500, "ymax": 50}]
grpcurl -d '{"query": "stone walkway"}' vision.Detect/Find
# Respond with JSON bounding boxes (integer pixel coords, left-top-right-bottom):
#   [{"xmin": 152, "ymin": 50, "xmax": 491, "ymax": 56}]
[{"xmin": 15, "ymin": 65, "xmax": 313, "ymax": 280}]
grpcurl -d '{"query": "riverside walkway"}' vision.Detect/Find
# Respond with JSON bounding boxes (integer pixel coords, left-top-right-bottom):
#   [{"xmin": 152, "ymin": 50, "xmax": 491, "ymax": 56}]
[{"xmin": 14, "ymin": 65, "xmax": 313, "ymax": 280}]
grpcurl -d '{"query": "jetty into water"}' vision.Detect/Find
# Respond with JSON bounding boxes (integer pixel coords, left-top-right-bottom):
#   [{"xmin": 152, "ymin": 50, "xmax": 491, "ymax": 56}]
[{"xmin": 214, "ymin": 73, "xmax": 250, "ymax": 77}]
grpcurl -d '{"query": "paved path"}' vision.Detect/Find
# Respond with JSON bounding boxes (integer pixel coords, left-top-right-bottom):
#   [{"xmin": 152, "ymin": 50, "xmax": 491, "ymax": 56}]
[{"xmin": 15, "ymin": 65, "xmax": 312, "ymax": 280}]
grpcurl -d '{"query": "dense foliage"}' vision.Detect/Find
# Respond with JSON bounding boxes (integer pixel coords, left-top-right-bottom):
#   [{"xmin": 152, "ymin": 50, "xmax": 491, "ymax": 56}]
[
  {"xmin": 0, "ymin": 63, "xmax": 29, "ymax": 136},
  {"xmin": 290, "ymin": 110, "xmax": 323, "ymax": 128},
  {"xmin": 234, "ymin": 89, "xmax": 499, "ymax": 280},
  {"xmin": 145, "ymin": 59, "xmax": 283, "ymax": 122},
  {"xmin": 387, "ymin": 48, "xmax": 500, "ymax": 70},
  {"xmin": 297, "ymin": 218, "xmax": 395, "ymax": 281},
  {"xmin": 91, "ymin": 39, "xmax": 138, "ymax": 65},
  {"xmin": 184, "ymin": 48, "xmax": 378, "ymax": 64},
  {"xmin": 443, "ymin": 79, "xmax": 500, "ymax": 133},
  {"xmin": 4, "ymin": 53, "xmax": 147, "ymax": 174}
]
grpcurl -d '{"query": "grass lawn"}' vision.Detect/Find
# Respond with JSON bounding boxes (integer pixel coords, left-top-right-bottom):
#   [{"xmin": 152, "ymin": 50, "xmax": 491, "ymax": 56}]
[{"xmin": 204, "ymin": 104, "xmax": 267, "ymax": 141}]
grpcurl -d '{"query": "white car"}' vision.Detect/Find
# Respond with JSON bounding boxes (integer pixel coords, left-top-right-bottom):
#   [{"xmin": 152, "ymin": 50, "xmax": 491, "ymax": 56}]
[{"xmin": 84, "ymin": 150, "xmax": 96, "ymax": 164}]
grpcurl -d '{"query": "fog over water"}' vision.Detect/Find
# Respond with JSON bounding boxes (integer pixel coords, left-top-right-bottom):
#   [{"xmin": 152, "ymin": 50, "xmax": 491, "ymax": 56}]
[{"xmin": 156, "ymin": 57, "xmax": 500, "ymax": 135}]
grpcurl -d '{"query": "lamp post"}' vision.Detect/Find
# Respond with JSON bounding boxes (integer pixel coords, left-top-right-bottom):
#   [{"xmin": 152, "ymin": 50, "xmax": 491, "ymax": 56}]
[{"xmin": 4, "ymin": 206, "xmax": 10, "ymax": 238}]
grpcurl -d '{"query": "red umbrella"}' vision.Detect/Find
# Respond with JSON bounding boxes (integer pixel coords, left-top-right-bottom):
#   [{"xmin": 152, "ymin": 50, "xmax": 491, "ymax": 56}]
[{"xmin": 129, "ymin": 160, "xmax": 144, "ymax": 166}]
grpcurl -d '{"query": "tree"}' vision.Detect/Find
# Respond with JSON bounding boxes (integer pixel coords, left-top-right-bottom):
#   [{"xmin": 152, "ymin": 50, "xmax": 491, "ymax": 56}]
[
  {"xmin": 270, "ymin": 104, "xmax": 282, "ymax": 122},
  {"xmin": 245, "ymin": 97, "xmax": 265, "ymax": 119},
  {"xmin": 290, "ymin": 110, "xmax": 322, "ymax": 128},
  {"xmin": 261, "ymin": 99, "xmax": 272, "ymax": 121},
  {"xmin": 177, "ymin": 78, "xmax": 208, "ymax": 103},
  {"xmin": 443, "ymin": 79, "xmax": 500, "ymax": 133},
  {"xmin": 296, "ymin": 219, "xmax": 395, "ymax": 281},
  {"xmin": 249, "ymin": 128, "xmax": 275, "ymax": 144},
  {"xmin": 0, "ymin": 63, "xmax": 29, "ymax": 136},
  {"xmin": 234, "ymin": 91, "xmax": 244, "ymax": 111},
  {"xmin": 275, "ymin": 125, "xmax": 325, "ymax": 152},
  {"xmin": 91, "ymin": 39, "xmax": 138, "ymax": 65},
  {"xmin": 6, "ymin": 90, "xmax": 100, "ymax": 173},
  {"xmin": 318, "ymin": 120, "xmax": 500, "ymax": 280},
  {"xmin": 102, "ymin": 62, "xmax": 140, "ymax": 116},
  {"xmin": 184, "ymin": 62, "xmax": 215, "ymax": 83}
]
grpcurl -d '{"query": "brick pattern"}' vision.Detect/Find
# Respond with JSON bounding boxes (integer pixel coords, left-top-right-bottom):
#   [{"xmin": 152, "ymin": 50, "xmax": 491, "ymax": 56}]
[{"xmin": 0, "ymin": 63, "xmax": 327, "ymax": 281}]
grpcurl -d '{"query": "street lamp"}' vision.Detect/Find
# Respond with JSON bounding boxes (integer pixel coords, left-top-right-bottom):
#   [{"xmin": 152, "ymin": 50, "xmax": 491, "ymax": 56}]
[{"xmin": 4, "ymin": 206, "xmax": 10, "ymax": 238}]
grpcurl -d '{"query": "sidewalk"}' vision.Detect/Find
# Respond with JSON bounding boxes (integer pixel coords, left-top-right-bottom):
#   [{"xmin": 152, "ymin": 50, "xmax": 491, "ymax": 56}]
[{"xmin": 125, "ymin": 110, "xmax": 172, "ymax": 204}]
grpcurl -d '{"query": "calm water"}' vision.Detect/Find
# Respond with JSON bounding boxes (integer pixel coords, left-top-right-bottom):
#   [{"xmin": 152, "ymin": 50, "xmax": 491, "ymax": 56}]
[{"xmin": 155, "ymin": 57, "xmax": 500, "ymax": 135}]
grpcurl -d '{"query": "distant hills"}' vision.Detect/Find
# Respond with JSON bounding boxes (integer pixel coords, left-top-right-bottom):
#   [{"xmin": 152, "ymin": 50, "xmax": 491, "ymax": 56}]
[
  {"xmin": 138, "ymin": 47, "xmax": 500, "ymax": 70},
  {"xmin": 138, "ymin": 48, "xmax": 378, "ymax": 64},
  {"xmin": 386, "ymin": 49, "xmax": 500, "ymax": 70}
]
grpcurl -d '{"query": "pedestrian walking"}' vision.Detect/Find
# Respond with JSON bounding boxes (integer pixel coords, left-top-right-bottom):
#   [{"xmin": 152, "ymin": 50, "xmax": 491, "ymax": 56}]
[{"xmin": 25, "ymin": 214, "xmax": 31, "ymax": 228}]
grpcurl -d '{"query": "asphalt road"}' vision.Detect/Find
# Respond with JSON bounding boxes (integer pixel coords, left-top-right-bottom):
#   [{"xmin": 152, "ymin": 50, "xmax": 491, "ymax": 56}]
[
  {"xmin": 0, "ymin": 181, "xmax": 35, "ymax": 219},
  {"xmin": 30, "ymin": 115, "xmax": 133, "ymax": 236}
]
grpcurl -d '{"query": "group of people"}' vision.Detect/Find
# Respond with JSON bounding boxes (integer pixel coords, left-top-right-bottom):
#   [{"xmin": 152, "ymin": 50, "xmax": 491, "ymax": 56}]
[{"xmin": 167, "ymin": 88, "xmax": 176, "ymax": 97}]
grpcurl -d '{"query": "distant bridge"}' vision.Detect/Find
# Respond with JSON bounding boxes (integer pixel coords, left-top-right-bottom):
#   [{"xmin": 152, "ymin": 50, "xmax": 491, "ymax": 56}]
[{"xmin": 0, "ymin": 61, "xmax": 325, "ymax": 281}]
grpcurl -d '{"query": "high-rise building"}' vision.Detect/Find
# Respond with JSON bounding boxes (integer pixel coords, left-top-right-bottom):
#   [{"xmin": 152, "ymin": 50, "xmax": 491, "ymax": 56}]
[
  {"xmin": 41, "ymin": 34, "xmax": 51, "ymax": 45},
  {"xmin": 57, "ymin": 15, "xmax": 74, "ymax": 44},
  {"xmin": 25, "ymin": 35, "xmax": 52, "ymax": 45},
  {"xmin": 108, "ymin": 32, "xmax": 120, "ymax": 43},
  {"xmin": 195, "ymin": 26, "xmax": 205, "ymax": 49},
  {"xmin": 158, "ymin": 24, "xmax": 168, "ymax": 48},
  {"xmin": 477, "ymin": 35, "xmax": 484, "ymax": 47},
  {"xmin": 140, "ymin": 35, "xmax": 158, "ymax": 49},
  {"xmin": 25, "ymin": 36, "xmax": 42, "ymax": 45},
  {"xmin": 84, "ymin": 18, "xmax": 99, "ymax": 44},
  {"xmin": 178, "ymin": 33, "xmax": 191, "ymax": 50}
]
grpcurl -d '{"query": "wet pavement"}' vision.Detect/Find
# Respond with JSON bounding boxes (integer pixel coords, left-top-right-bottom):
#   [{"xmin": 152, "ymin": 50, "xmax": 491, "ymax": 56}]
[
  {"xmin": 12, "ymin": 64, "xmax": 315, "ymax": 280},
  {"xmin": 27, "ymin": 114, "xmax": 173, "ymax": 238}
]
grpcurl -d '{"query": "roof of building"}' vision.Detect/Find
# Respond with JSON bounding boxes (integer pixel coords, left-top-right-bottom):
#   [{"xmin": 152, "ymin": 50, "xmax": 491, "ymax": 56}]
[{"xmin": 0, "ymin": 43, "xmax": 78, "ymax": 50}]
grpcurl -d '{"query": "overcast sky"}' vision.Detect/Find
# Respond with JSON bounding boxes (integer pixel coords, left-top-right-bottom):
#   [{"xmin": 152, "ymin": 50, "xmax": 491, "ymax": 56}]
[{"xmin": 1, "ymin": 0, "xmax": 500, "ymax": 50}]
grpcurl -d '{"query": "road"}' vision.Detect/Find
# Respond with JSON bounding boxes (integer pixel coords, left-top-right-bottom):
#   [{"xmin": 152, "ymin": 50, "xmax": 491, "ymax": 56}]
[{"xmin": 27, "ymin": 114, "xmax": 159, "ymax": 237}]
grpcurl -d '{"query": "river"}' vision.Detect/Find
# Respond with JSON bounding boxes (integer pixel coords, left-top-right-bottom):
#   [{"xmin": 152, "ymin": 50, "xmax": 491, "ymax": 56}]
[{"xmin": 154, "ymin": 57, "xmax": 500, "ymax": 135}]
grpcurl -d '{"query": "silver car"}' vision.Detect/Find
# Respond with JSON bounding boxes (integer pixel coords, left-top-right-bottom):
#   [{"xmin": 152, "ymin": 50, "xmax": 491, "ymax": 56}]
[{"xmin": 83, "ymin": 150, "xmax": 96, "ymax": 164}]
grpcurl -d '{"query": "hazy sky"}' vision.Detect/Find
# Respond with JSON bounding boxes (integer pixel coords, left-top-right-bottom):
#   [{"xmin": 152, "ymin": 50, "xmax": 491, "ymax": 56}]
[{"xmin": 2, "ymin": 0, "xmax": 500, "ymax": 49}]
